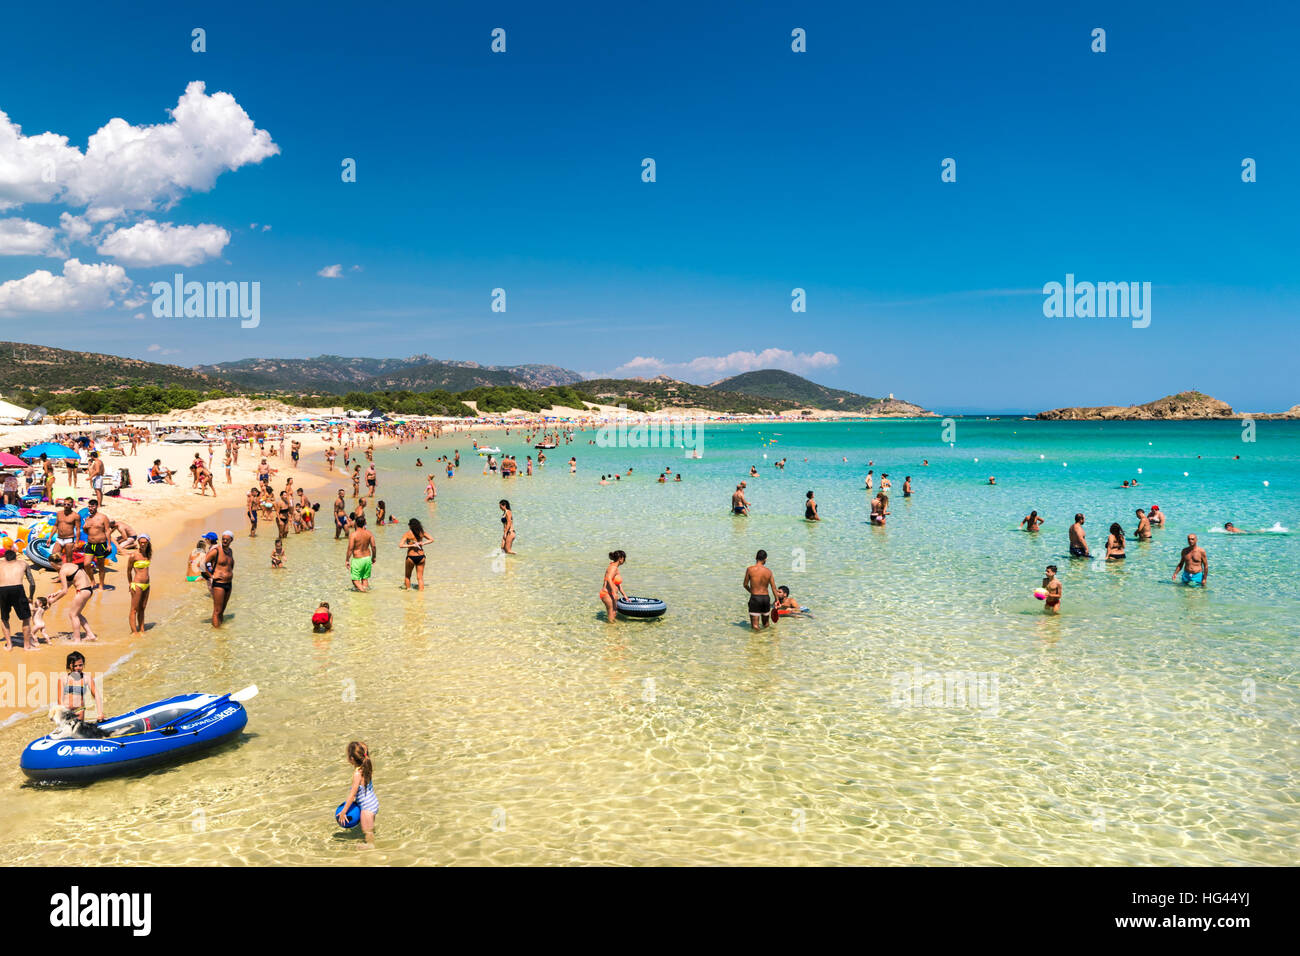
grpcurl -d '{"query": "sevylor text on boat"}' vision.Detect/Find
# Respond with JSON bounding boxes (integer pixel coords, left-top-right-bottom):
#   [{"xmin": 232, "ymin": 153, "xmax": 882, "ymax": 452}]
[{"xmin": 20, "ymin": 685, "xmax": 257, "ymax": 783}]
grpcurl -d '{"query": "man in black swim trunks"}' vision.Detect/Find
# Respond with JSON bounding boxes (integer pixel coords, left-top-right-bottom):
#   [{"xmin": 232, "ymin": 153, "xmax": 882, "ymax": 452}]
[
  {"xmin": 82, "ymin": 499, "xmax": 113, "ymax": 590},
  {"xmin": 1068, "ymin": 513, "xmax": 1089, "ymax": 557},
  {"xmin": 0, "ymin": 547, "xmax": 37, "ymax": 649},
  {"xmin": 743, "ymin": 549, "xmax": 779, "ymax": 630},
  {"xmin": 732, "ymin": 482, "xmax": 750, "ymax": 515},
  {"xmin": 333, "ymin": 489, "xmax": 347, "ymax": 540},
  {"xmin": 205, "ymin": 531, "xmax": 236, "ymax": 628}
]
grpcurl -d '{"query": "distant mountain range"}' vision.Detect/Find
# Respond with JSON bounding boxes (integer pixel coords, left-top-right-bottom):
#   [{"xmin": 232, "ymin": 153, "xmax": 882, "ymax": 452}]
[{"xmin": 193, "ymin": 355, "xmax": 583, "ymax": 393}]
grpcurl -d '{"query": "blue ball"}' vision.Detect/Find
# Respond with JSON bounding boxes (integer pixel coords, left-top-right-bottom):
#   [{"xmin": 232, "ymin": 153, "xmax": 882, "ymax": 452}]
[{"xmin": 335, "ymin": 802, "xmax": 361, "ymax": 829}]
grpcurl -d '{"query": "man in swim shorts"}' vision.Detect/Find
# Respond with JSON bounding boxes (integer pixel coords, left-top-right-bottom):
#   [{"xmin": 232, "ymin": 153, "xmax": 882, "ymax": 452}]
[
  {"xmin": 53, "ymin": 498, "xmax": 81, "ymax": 563},
  {"xmin": 1135, "ymin": 508, "xmax": 1152, "ymax": 540},
  {"xmin": 743, "ymin": 549, "xmax": 778, "ymax": 630},
  {"xmin": 82, "ymin": 499, "xmax": 113, "ymax": 590},
  {"xmin": 205, "ymin": 532, "xmax": 236, "ymax": 628},
  {"xmin": 1173, "ymin": 534, "xmax": 1209, "ymax": 586},
  {"xmin": 1068, "ymin": 513, "xmax": 1090, "ymax": 557},
  {"xmin": 87, "ymin": 451, "xmax": 105, "ymax": 507},
  {"xmin": 732, "ymin": 483, "xmax": 750, "ymax": 515},
  {"xmin": 346, "ymin": 515, "xmax": 376, "ymax": 592},
  {"xmin": 0, "ymin": 547, "xmax": 37, "ymax": 649},
  {"xmin": 1041, "ymin": 565, "xmax": 1062, "ymax": 614},
  {"xmin": 333, "ymin": 489, "xmax": 347, "ymax": 539}
]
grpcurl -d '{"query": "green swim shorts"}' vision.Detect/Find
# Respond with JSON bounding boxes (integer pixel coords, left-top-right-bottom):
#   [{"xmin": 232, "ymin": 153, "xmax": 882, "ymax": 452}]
[{"xmin": 349, "ymin": 556, "xmax": 373, "ymax": 581}]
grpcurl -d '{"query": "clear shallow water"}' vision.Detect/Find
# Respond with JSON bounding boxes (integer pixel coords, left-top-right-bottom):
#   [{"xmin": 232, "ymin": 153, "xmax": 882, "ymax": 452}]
[{"xmin": 1, "ymin": 420, "xmax": 1296, "ymax": 865}]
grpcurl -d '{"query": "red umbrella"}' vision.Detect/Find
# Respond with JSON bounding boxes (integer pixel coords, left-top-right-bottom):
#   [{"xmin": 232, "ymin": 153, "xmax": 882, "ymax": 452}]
[{"xmin": 0, "ymin": 452, "xmax": 28, "ymax": 467}]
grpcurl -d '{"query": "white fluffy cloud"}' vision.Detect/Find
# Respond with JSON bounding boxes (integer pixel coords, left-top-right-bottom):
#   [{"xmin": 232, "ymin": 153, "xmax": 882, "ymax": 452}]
[
  {"xmin": 0, "ymin": 82, "xmax": 279, "ymax": 215},
  {"xmin": 59, "ymin": 212, "xmax": 92, "ymax": 242},
  {"xmin": 0, "ymin": 258, "xmax": 130, "ymax": 315},
  {"xmin": 614, "ymin": 349, "xmax": 839, "ymax": 382},
  {"xmin": 0, "ymin": 218, "xmax": 60, "ymax": 256},
  {"xmin": 317, "ymin": 264, "xmax": 343, "ymax": 278},
  {"xmin": 97, "ymin": 219, "xmax": 230, "ymax": 267}
]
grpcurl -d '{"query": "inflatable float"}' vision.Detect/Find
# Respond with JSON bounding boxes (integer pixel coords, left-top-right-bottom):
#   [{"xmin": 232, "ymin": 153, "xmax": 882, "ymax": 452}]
[
  {"xmin": 476, "ymin": 447, "xmax": 501, "ymax": 456},
  {"xmin": 615, "ymin": 596, "xmax": 667, "ymax": 618},
  {"xmin": 20, "ymin": 686, "xmax": 255, "ymax": 783}
]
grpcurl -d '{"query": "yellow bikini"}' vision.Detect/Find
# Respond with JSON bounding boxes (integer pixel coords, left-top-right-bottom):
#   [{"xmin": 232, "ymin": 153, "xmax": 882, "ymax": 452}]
[{"xmin": 130, "ymin": 559, "xmax": 150, "ymax": 592}]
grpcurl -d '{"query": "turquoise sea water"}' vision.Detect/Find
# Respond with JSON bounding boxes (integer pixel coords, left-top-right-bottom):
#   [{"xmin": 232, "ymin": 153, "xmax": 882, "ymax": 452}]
[{"xmin": 1, "ymin": 419, "xmax": 1296, "ymax": 865}]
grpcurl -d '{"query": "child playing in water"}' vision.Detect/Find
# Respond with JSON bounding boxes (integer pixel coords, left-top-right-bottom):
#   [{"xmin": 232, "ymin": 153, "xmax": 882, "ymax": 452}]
[
  {"xmin": 58, "ymin": 651, "xmax": 101, "ymax": 721},
  {"xmin": 337, "ymin": 740, "xmax": 378, "ymax": 845},
  {"xmin": 271, "ymin": 540, "xmax": 285, "ymax": 569},
  {"xmin": 312, "ymin": 602, "xmax": 332, "ymax": 632}
]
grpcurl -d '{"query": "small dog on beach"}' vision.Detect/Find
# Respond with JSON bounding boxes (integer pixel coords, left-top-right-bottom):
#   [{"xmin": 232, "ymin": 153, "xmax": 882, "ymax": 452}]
[{"xmin": 47, "ymin": 705, "xmax": 112, "ymax": 740}]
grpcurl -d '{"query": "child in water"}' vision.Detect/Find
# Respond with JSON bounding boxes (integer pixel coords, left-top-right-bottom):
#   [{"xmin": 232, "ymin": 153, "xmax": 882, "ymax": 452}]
[
  {"xmin": 312, "ymin": 602, "xmax": 332, "ymax": 632},
  {"xmin": 337, "ymin": 740, "xmax": 378, "ymax": 845},
  {"xmin": 271, "ymin": 540, "xmax": 285, "ymax": 568}
]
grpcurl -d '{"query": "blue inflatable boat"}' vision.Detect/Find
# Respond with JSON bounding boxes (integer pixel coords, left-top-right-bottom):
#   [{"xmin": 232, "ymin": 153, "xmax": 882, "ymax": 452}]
[
  {"xmin": 21, "ymin": 686, "xmax": 256, "ymax": 783},
  {"xmin": 24, "ymin": 534, "xmax": 58, "ymax": 570}
]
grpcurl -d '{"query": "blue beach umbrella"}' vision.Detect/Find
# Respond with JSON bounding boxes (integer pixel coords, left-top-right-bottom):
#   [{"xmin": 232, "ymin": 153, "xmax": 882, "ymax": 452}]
[{"xmin": 20, "ymin": 442, "xmax": 80, "ymax": 460}]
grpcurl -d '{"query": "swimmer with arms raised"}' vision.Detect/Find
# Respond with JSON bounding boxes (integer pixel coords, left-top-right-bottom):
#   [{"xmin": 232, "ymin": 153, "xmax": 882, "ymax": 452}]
[
  {"xmin": 1021, "ymin": 510, "xmax": 1044, "ymax": 532},
  {"xmin": 1173, "ymin": 534, "xmax": 1209, "ymax": 586}
]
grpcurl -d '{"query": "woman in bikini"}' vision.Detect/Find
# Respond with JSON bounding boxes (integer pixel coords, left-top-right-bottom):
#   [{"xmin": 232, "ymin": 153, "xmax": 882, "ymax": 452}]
[
  {"xmin": 50, "ymin": 554, "xmax": 99, "ymax": 642},
  {"xmin": 399, "ymin": 518, "xmax": 433, "ymax": 590},
  {"xmin": 498, "ymin": 500, "xmax": 516, "ymax": 554},
  {"xmin": 126, "ymin": 535, "xmax": 152, "ymax": 637},
  {"xmin": 599, "ymin": 550, "xmax": 627, "ymax": 623},
  {"xmin": 1105, "ymin": 522, "xmax": 1127, "ymax": 561}
]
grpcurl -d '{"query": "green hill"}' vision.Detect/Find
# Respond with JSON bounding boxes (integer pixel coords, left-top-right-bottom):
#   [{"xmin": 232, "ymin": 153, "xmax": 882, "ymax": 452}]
[
  {"xmin": 710, "ymin": 369, "xmax": 931, "ymax": 415},
  {"xmin": 195, "ymin": 355, "xmax": 584, "ymax": 393},
  {"xmin": 0, "ymin": 341, "xmax": 230, "ymax": 392}
]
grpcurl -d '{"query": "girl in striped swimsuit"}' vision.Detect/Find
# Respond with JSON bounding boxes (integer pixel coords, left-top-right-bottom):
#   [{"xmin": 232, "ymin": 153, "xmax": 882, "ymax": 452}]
[{"xmin": 338, "ymin": 741, "xmax": 379, "ymax": 846}]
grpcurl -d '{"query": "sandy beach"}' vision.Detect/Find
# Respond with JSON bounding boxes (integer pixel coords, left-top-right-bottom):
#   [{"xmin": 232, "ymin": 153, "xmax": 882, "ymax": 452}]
[{"xmin": 0, "ymin": 427, "xmax": 396, "ymax": 725}]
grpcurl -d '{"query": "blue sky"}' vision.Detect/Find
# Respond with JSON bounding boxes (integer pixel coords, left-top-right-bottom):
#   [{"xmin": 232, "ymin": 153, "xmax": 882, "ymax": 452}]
[{"xmin": 0, "ymin": 0, "xmax": 1296, "ymax": 412}]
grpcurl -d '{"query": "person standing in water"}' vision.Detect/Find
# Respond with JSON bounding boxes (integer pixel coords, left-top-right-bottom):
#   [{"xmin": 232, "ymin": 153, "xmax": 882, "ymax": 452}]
[
  {"xmin": 1041, "ymin": 565, "xmax": 1062, "ymax": 614},
  {"xmin": 1173, "ymin": 534, "xmax": 1209, "ymax": 587},
  {"xmin": 1069, "ymin": 513, "xmax": 1089, "ymax": 557},
  {"xmin": 498, "ymin": 500, "xmax": 516, "ymax": 554},
  {"xmin": 1105, "ymin": 522, "xmax": 1126, "ymax": 560},
  {"xmin": 333, "ymin": 490, "xmax": 347, "ymax": 540},
  {"xmin": 205, "ymin": 531, "xmax": 236, "ymax": 627},
  {"xmin": 346, "ymin": 515, "xmax": 376, "ymax": 591},
  {"xmin": 599, "ymin": 550, "xmax": 628, "ymax": 623},
  {"xmin": 903, "ymin": 476, "xmax": 912, "ymax": 498},
  {"xmin": 870, "ymin": 492, "xmax": 889, "ymax": 525},
  {"xmin": 804, "ymin": 491, "xmax": 820, "ymax": 521},
  {"xmin": 399, "ymin": 518, "xmax": 433, "ymax": 590},
  {"xmin": 732, "ymin": 483, "xmax": 750, "ymax": 515},
  {"xmin": 1135, "ymin": 509, "xmax": 1152, "ymax": 540},
  {"xmin": 743, "ymin": 550, "xmax": 779, "ymax": 630},
  {"xmin": 1021, "ymin": 510, "xmax": 1044, "ymax": 532}
]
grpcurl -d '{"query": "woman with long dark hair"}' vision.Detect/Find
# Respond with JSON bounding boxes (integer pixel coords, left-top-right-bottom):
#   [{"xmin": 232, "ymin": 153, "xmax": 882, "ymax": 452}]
[
  {"xmin": 498, "ymin": 500, "xmax": 516, "ymax": 554},
  {"xmin": 398, "ymin": 518, "xmax": 434, "ymax": 590}
]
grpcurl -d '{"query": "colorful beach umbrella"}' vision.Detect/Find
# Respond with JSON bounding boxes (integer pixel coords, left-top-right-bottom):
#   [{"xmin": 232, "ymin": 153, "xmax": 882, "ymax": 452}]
[
  {"xmin": 20, "ymin": 442, "xmax": 80, "ymax": 461},
  {"xmin": 0, "ymin": 452, "xmax": 27, "ymax": 467}
]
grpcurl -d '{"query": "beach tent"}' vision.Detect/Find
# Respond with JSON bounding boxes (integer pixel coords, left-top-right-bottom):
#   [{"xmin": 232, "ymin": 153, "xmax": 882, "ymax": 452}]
[{"xmin": 0, "ymin": 399, "xmax": 30, "ymax": 420}]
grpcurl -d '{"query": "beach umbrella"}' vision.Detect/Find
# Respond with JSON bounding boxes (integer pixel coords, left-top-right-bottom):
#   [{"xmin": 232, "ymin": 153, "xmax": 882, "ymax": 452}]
[
  {"xmin": 20, "ymin": 442, "xmax": 80, "ymax": 460},
  {"xmin": 0, "ymin": 452, "xmax": 27, "ymax": 467}
]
